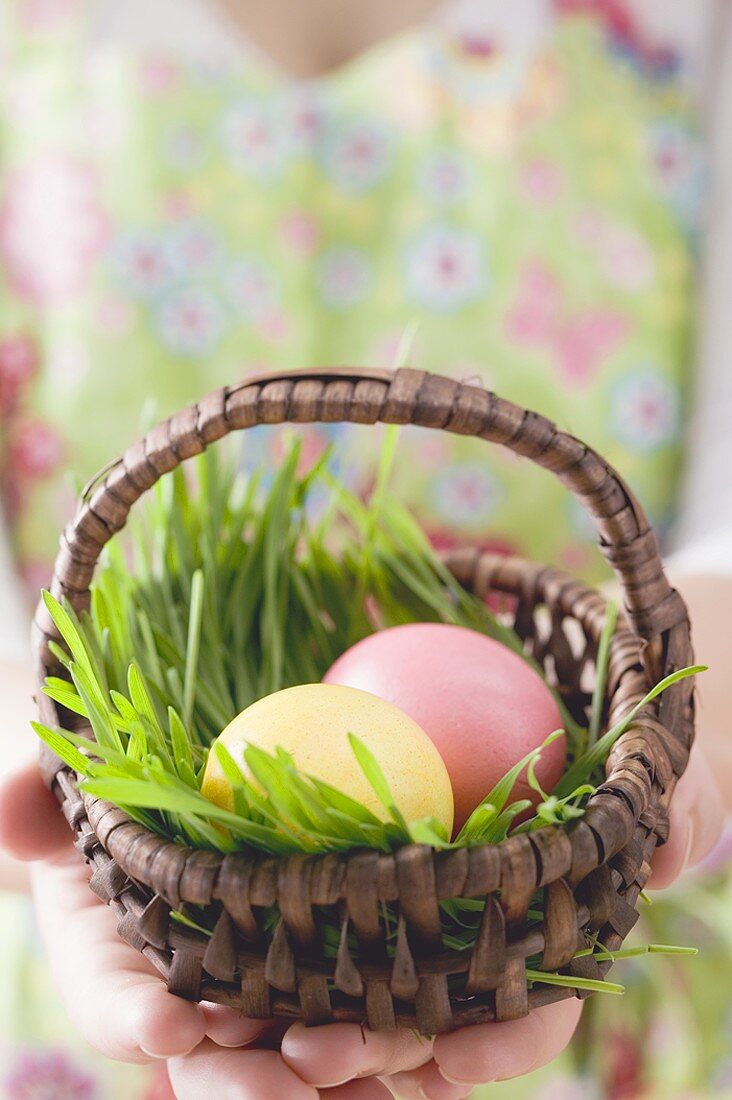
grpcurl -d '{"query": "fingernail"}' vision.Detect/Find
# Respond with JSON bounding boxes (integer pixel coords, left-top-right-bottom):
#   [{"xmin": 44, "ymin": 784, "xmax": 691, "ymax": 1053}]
[
  {"xmin": 439, "ymin": 1069, "xmax": 488, "ymax": 1086},
  {"xmin": 419, "ymin": 1076, "xmax": 474, "ymax": 1099},
  {"xmin": 140, "ymin": 1041, "xmax": 199, "ymax": 1060}
]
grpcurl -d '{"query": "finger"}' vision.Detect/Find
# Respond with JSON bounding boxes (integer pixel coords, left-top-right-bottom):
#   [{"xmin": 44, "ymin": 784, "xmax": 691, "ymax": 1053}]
[
  {"xmin": 31, "ymin": 850, "xmax": 206, "ymax": 1062},
  {"xmin": 387, "ymin": 1060, "xmax": 473, "ymax": 1099},
  {"xmin": 648, "ymin": 748, "xmax": 725, "ymax": 891},
  {"xmin": 0, "ymin": 760, "xmax": 70, "ymax": 860},
  {"xmin": 434, "ymin": 997, "xmax": 582, "ymax": 1085},
  {"xmin": 281, "ymin": 1022, "xmax": 433, "ymax": 1087},
  {"xmin": 200, "ymin": 1002, "xmax": 268, "ymax": 1048},
  {"xmin": 167, "ymin": 1040, "xmax": 319, "ymax": 1100},
  {"xmin": 328, "ymin": 1081, "xmax": 395, "ymax": 1099}
]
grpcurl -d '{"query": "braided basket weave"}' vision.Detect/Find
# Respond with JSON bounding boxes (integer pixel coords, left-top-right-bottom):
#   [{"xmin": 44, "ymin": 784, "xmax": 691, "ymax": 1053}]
[{"xmin": 33, "ymin": 367, "xmax": 695, "ymax": 1036}]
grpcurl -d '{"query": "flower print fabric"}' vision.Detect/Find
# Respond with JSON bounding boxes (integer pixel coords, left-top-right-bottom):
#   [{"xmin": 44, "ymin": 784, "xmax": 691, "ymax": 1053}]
[{"xmin": 0, "ymin": 4, "xmax": 700, "ymax": 591}]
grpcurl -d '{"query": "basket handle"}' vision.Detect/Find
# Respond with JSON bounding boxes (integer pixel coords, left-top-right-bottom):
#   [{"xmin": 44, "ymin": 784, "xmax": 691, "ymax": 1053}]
[{"xmin": 34, "ymin": 367, "xmax": 692, "ymax": 694}]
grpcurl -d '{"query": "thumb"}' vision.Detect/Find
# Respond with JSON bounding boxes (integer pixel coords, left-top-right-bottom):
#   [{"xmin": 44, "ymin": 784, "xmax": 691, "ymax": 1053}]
[
  {"xmin": 0, "ymin": 757, "xmax": 71, "ymax": 860},
  {"xmin": 647, "ymin": 747, "xmax": 725, "ymax": 890}
]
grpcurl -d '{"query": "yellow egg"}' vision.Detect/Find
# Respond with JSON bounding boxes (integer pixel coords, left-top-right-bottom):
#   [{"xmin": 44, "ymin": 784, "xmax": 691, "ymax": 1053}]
[{"xmin": 201, "ymin": 683, "xmax": 454, "ymax": 834}]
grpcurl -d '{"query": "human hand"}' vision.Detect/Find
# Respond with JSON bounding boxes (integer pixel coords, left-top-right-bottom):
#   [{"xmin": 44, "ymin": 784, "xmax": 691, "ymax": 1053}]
[{"xmin": 0, "ymin": 744, "xmax": 724, "ymax": 1099}]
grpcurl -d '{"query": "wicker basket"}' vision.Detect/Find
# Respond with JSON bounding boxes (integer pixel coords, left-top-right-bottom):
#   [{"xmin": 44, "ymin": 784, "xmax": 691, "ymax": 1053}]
[{"xmin": 33, "ymin": 367, "xmax": 695, "ymax": 1036}]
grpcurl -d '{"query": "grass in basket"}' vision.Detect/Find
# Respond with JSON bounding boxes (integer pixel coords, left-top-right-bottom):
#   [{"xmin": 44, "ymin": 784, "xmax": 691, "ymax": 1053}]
[{"xmin": 35, "ymin": 433, "xmax": 703, "ymax": 994}]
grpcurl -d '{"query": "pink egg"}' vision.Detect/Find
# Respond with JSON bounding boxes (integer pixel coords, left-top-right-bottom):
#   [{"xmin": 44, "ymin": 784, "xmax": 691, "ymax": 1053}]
[{"xmin": 324, "ymin": 623, "xmax": 566, "ymax": 832}]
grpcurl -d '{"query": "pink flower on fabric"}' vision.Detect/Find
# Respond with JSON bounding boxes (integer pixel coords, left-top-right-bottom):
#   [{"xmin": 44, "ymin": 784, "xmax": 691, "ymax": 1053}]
[
  {"xmin": 520, "ymin": 158, "xmax": 564, "ymax": 204},
  {"xmin": 8, "ymin": 419, "xmax": 64, "ymax": 479},
  {"xmin": 506, "ymin": 261, "xmax": 628, "ymax": 384},
  {"xmin": 0, "ymin": 335, "xmax": 38, "ymax": 415},
  {"xmin": 552, "ymin": 0, "xmax": 632, "ymax": 37},
  {"xmin": 164, "ymin": 192, "xmax": 196, "ymax": 220},
  {"xmin": 457, "ymin": 35, "xmax": 497, "ymax": 63},
  {"xmin": 256, "ymin": 309, "xmax": 291, "ymax": 343},
  {"xmin": 554, "ymin": 0, "xmax": 680, "ymax": 78},
  {"xmin": 600, "ymin": 228, "xmax": 654, "ymax": 291},
  {"xmin": 0, "ymin": 157, "xmax": 109, "ymax": 305},
  {"xmin": 18, "ymin": 0, "xmax": 81, "ymax": 31},
  {"xmin": 280, "ymin": 212, "xmax": 320, "ymax": 256},
  {"xmin": 575, "ymin": 209, "xmax": 655, "ymax": 291},
  {"xmin": 4, "ymin": 1049, "xmax": 97, "ymax": 1099},
  {"xmin": 138, "ymin": 56, "xmax": 180, "ymax": 97},
  {"xmin": 95, "ymin": 296, "xmax": 135, "ymax": 337}
]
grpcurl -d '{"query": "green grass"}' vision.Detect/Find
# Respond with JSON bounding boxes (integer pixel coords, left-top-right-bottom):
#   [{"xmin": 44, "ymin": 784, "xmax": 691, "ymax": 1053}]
[{"xmin": 34, "ymin": 433, "xmax": 702, "ymax": 990}]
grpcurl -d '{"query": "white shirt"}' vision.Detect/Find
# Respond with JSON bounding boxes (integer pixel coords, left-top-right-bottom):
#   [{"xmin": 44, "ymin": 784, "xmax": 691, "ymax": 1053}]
[{"xmin": 1, "ymin": 0, "xmax": 730, "ymax": 663}]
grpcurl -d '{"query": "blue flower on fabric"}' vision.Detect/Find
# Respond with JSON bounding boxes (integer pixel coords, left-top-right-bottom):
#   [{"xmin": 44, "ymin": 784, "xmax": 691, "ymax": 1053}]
[
  {"xmin": 109, "ymin": 229, "xmax": 173, "ymax": 301},
  {"xmin": 225, "ymin": 256, "xmax": 280, "ymax": 322},
  {"xmin": 405, "ymin": 224, "xmax": 488, "ymax": 311},
  {"xmin": 155, "ymin": 285, "xmax": 228, "ymax": 356},
  {"xmin": 430, "ymin": 461, "xmax": 502, "ymax": 527},
  {"xmin": 319, "ymin": 118, "xmax": 394, "ymax": 193},
  {"xmin": 316, "ymin": 246, "xmax": 372, "ymax": 309},
  {"xmin": 419, "ymin": 150, "xmax": 472, "ymax": 206},
  {"xmin": 220, "ymin": 99, "xmax": 290, "ymax": 181},
  {"xmin": 610, "ymin": 370, "xmax": 680, "ymax": 452},
  {"xmin": 163, "ymin": 220, "xmax": 223, "ymax": 282}
]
